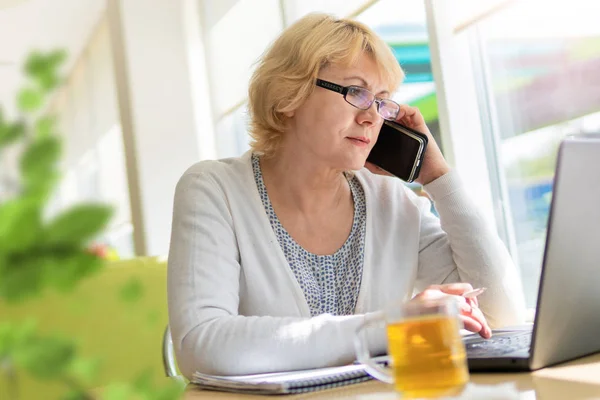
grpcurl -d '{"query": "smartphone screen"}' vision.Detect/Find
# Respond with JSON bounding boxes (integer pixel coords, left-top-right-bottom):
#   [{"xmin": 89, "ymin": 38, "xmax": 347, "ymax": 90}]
[{"xmin": 367, "ymin": 120, "xmax": 428, "ymax": 182}]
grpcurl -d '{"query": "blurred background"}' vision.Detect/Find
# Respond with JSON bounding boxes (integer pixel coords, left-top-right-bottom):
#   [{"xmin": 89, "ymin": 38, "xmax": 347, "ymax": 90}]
[
  {"xmin": 1, "ymin": 0, "xmax": 599, "ymax": 308},
  {"xmin": 1, "ymin": 0, "xmax": 600, "ymax": 396}
]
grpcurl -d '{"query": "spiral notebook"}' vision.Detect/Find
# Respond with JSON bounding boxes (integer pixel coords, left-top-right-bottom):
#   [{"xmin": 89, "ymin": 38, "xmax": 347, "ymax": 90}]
[{"xmin": 191, "ymin": 363, "xmax": 378, "ymax": 394}]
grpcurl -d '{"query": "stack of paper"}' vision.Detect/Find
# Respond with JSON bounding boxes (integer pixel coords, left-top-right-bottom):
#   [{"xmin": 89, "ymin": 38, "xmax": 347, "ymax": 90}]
[{"xmin": 191, "ymin": 364, "xmax": 376, "ymax": 394}]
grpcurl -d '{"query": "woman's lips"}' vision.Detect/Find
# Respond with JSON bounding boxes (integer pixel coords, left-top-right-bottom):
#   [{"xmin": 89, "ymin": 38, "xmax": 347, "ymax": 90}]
[{"xmin": 347, "ymin": 136, "xmax": 370, "ymax": 147}]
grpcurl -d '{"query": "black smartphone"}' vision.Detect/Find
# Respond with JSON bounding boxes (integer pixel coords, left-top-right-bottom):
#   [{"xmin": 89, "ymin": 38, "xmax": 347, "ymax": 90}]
[{"xmin": 367, "ymin": 120, "xmax": 428, "ymax": 182}]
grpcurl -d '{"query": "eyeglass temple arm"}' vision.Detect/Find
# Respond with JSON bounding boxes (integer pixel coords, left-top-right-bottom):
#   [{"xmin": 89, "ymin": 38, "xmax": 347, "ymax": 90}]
[{"xmin": 315, "ymin": 79, "xmax": 347, "ymax": 95}]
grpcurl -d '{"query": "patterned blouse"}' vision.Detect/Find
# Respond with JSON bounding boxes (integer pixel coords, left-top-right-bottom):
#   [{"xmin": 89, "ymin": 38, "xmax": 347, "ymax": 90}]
[{"xmin": 252, "ymin": 154, "xmax": 367, "ymax": 317}]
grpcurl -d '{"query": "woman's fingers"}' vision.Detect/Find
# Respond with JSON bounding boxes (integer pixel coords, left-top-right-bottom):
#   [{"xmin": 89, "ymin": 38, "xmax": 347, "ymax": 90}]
[
  {"xmin": 459, "ymin": 315, "xmax": 484, "ymax": 336},
  {"xmin": 437, "ymin": 288, "xmax": 490, "ymax": 338},
  {"xmin": 396, "ymin": 105, "xmax": 426, "ymax": 129},
  {"xmin": 463, "ymin": 305, "xmax": 492, "ymax": 339},
  {"xmin": 413, "ymin": 286, "xmax": 492, "ymax": 338},
  {"xmin": 466, "ymin": 296, "xmax": 479, "ymax": 309},
  {"xmin": 414, "ymin": 288, "xmax": 446, "ymax": 300},
  {"xmin": 428, "ymin": 283, "xmax": 474, "ymax": 296},
  {"xmin": 397, "ymin": 104, "xmax": 417, "ymax": 118}
]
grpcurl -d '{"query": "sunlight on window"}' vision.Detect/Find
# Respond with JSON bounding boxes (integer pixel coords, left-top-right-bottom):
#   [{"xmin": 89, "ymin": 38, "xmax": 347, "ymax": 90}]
[{"xmin": 471, "ymin": 0, "xmax": 600, "ymax": 306}]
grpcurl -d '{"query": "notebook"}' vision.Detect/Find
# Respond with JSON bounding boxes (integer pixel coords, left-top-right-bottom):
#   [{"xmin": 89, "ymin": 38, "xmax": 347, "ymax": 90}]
[{"xmin": 191, "ymin": 363, "xmax": 378, "ymax": 394}]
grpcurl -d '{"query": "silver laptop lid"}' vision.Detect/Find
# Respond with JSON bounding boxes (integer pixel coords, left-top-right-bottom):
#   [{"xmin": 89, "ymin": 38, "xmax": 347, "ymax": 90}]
[{"xmin": 530, "ymin": 135, "xmax": 600, "ymax": 370}]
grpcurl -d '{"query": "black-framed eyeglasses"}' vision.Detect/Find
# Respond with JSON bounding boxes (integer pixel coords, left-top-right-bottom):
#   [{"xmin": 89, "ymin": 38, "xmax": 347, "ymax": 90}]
[{"xmin": 315, "ymin": 79, "xmax": 400, "ymax": 120}]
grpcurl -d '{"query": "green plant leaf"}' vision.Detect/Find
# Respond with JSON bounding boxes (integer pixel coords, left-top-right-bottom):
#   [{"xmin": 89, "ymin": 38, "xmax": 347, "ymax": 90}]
[
  {"xmin": 24, "ymin": 50, "xmax": 66, "ymax": 91},
  {"xmin": 23, "ymin": 51, "xmax": 48, "ymax": 75},
  {"xmin": 20, "ymin": 135, "xmax": 61, "ymax": 180},
  {"xmin": 61, "ymin": 390, "xmax": 91, "ymax": 400},
  {"xmin": 0, "ymin": 199, "xmax": 42, "ymax": 252},
  {"xmin": 35, "ymin": 116, "xmax": 57, "ymax": 138},
  {"xmin": 43, "ymin": 204, "xmax": 113, "ymax": 247},
  {"xmin": 119, "ymin": 277, "xmax": 144, "ymax": 304},
  {"xmin": 132, "ymin": 370, "xmax": 153, "ymax": 393},
  {"xmin": 44, "ymin": 252, "xmax": 104, "ymax": 292},
  {"xmin": 101, "ymin": 383, "xmax": 138, "ymax": 400},
  {"xmin": 17, "ymin": 87, "xmax": 44, "ymax": 112},
  {"xmin": 26, "ymin": 171, "xmax": 61, "ymax": 203},
  {"xmin": 0, "ymin": 322, "xmax": 15, "ymax": 356},
  {"xmin": 47, "ymin": 49, "xmax": 68, "ymax": 66},
  {"xmin": 0, "ymin": 256, "xmax": 45, "ymax": 302},
  {"xmin": 0, "ymin": 121, "xmax": 26, "ymax": 147},
  {"xmin": 14, "ymin": 335, "xmax": 75, "ymax": 379},
  {"xmin": 149, "ymin": 381, "xmax": 185, "ymax": 400},
  {"xmin": 132, "ymin": 370, "xmax": 185, "ymax": 400},
  {"xmin": 0, "ymin": 320, "xmax": 37, "ymax": 356},
  {"xmin": 19, "ymin": 135, "xmax": 62, "ymax": 201},
  {"xmin": 67, "ymin": 356, "xmax": 101, "ymax": 386}
]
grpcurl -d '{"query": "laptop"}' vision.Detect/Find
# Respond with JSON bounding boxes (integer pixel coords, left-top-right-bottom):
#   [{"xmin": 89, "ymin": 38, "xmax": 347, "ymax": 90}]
[{"xmin": 465, "ymin": 134, "xmax": 600, "ymax": 371}]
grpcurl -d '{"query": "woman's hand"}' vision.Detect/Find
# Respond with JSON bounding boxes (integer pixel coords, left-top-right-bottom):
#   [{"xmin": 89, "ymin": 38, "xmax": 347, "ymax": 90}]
[
  {"xmin": 365, "ymin": 105, "xmax": 451, "ymax": 185},
  {"xmin": 412, "ymin": 283, "xmax": 492, "ymax": 339}
]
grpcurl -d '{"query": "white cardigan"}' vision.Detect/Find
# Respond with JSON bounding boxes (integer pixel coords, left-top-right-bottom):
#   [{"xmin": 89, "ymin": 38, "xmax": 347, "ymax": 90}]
[{"xmin": 167, "ymin": 151, "xmax": 525, "ymax": 378}]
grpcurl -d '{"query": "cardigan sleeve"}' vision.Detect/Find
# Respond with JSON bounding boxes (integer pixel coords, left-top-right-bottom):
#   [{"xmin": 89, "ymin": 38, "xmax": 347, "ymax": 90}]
[
  {"xmin": 413, "ymin": 170, "xmax": 526, "ymax": 328},
  {"xmin": 167, "ymin": 167, "xmax": 386, "ymax": 378}
]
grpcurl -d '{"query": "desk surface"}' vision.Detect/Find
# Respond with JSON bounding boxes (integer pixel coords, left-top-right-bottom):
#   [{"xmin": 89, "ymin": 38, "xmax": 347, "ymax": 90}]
[{"xmin": 184, "ymin": 353, "xmax": 600, "ymax": 399}]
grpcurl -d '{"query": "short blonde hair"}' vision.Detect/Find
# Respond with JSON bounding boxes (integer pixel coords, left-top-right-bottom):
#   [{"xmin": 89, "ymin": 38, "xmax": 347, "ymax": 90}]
[{"xmin": 248, "ymin": 13, "xmax": 405, "ymax": 158}]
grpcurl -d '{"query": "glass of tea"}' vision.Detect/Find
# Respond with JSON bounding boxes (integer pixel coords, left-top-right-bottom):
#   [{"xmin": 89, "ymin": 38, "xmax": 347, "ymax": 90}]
[{"xmin": 354, "ymin": 297, "xmax": 469, "ymax": 398}]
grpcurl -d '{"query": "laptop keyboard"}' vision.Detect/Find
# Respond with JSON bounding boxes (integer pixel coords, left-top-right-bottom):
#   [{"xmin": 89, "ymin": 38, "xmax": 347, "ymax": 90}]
[{"xmin": 465, "ymin": 331, "xmax": 531, "ymax": 358}]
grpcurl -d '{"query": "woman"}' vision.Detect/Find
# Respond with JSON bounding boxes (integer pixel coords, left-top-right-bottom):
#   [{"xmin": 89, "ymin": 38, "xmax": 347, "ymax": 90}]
[{"xmin": 167, "ymin": 13, "xmax": 525, "ymax": 379}]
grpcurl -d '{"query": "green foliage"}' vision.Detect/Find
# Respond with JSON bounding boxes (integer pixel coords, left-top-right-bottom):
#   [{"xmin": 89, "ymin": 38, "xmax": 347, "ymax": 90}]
[
  {"xmin": 0, "ymin": 49, "xmax": 111, "ymax": 300},
  {"xmin": 35, "ymin": 116, "xmax": 58, "ymax": 138},
  {"xmin": 24, "ymin": 50, "xmax": 67, "ymax": 91},
  {"xmin": 17, "ymin": 87, "xmax": 44, "ymax": 112},
  {"xmin": 102, "ymin": 372, "xmax": 185, "ymax": 400},
  {"xmin": 0, "ymin": 252, "xmax": 46, "ymax": 301},
  {"xmin": 44, "ymin": 204, "xmax": 113, "ymax": 247},
  {"xmin": 0, "ymin": 321, "xmax": 74, "ymax": 379},
  {"xmin": 44, "ymin": 251, "xmax": 105, "ymax": 292},
  {"xmin": 20, "ymin": 134, "xmax": 62, "ymax": 199},
  {"xmin": 15, "ymin": 334, "xmax": 75, "ymax": 379},
  {"xmin": 67, "ymin": 356, "xmax": 102, "ymax": 386},
  {"xmin": 0, "ymin": 110, "xmax": 25, "ymax": 147},
  {"xmin": 0, "ymin": 198, "xmax": 42, "ymax": 253},
  {"xmin": 0, "ymin": 50, "xmax": 182, "ymax": 399},
  {"xmin": 119, "ymin": 277, "xmax": 144, "ymax": 304}
]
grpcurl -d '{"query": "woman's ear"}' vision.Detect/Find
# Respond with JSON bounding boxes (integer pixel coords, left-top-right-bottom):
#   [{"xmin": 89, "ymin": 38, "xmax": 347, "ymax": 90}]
[{"xmin": 283, "ymin": 110, "xmax": 295, "ymax": 118}]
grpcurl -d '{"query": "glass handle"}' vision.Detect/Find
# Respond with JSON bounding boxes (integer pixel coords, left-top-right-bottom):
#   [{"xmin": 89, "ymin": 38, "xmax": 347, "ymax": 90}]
[{"xmin": 354, "ymin": 317, "xmax": 393, "ymax": 384}]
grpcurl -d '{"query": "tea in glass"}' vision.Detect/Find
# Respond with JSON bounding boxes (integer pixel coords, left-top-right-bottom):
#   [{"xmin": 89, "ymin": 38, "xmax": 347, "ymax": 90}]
[
  {"xmin": 387, "ymin": 314, "xmax": 468, "ymax": 397},
  {"xmin": 355, "ymin": 297, "xmax": 469, "ymax": 398}
]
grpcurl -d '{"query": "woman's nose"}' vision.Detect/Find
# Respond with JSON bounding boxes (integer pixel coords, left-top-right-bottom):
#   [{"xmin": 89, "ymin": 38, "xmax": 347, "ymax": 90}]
[{"xmin": 356, "ymin": 101, "xmax": 380, "ymax": 125}]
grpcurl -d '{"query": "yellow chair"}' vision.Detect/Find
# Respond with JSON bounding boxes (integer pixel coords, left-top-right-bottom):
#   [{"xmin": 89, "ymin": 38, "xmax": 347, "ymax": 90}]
[{"xmin": 1, "ymin": 256, "xmax": 172, "ymax": 399}]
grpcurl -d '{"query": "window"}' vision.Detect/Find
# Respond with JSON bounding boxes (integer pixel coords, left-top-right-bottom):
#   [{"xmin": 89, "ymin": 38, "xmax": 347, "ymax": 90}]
[
  {"xmin": 205, "ymin": 0, "xmax": 441, "ymax": 160},
  {"xmin": 356, "ymin": 0, "xmax": 441, "ymax": 151},
  {"xmin": 47, "ymin": 18, "xmax": 134, "ymax": 259},
  {"xmin": 468, "ymin": 0, "xmax": 600, "ymax": 306},
  {"xmin": 214, "ymin": 103, "xmax": 251, "ymax": 159},
  {"xmin": 357, "ymin": 0, "xmax": 440, "ymax": 202}
]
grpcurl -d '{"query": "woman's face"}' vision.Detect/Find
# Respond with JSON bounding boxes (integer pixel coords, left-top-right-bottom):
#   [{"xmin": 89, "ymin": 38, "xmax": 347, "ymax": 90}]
[{"xmin": 283, "ymin": 53, "xmax": 390, "ymax": 171}]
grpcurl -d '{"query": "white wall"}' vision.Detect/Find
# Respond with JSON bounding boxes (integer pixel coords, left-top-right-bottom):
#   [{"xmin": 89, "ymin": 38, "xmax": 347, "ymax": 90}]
[
  {"xmin": 49, "ymin": 15, "xmax": 134, "ymax": 257},
  {"xmin": 108, "ymin": 0, "xmax": 207, "ymax": 256},
  {"xmin": 200, "ymin": 0, "xmax": 284, "ymax": 117}
]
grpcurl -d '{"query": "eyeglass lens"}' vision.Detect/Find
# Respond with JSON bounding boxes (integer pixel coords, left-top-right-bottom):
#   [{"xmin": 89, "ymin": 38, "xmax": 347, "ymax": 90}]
[{"xmin": 345, "ymin": 86, "xmax": 399, "ymax": 120}]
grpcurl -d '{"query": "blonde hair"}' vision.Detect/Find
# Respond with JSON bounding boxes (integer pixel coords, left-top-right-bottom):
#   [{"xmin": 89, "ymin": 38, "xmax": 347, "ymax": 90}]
[{"xmin": 247, "ymin": 13, "xmax": 405, "ymax": 157}]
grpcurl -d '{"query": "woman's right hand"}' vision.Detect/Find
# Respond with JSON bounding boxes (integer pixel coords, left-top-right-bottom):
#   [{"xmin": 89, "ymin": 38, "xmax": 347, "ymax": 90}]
[{"xmin": 412, "ymin": 283, "xmax": 492, "ymax": 339}]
